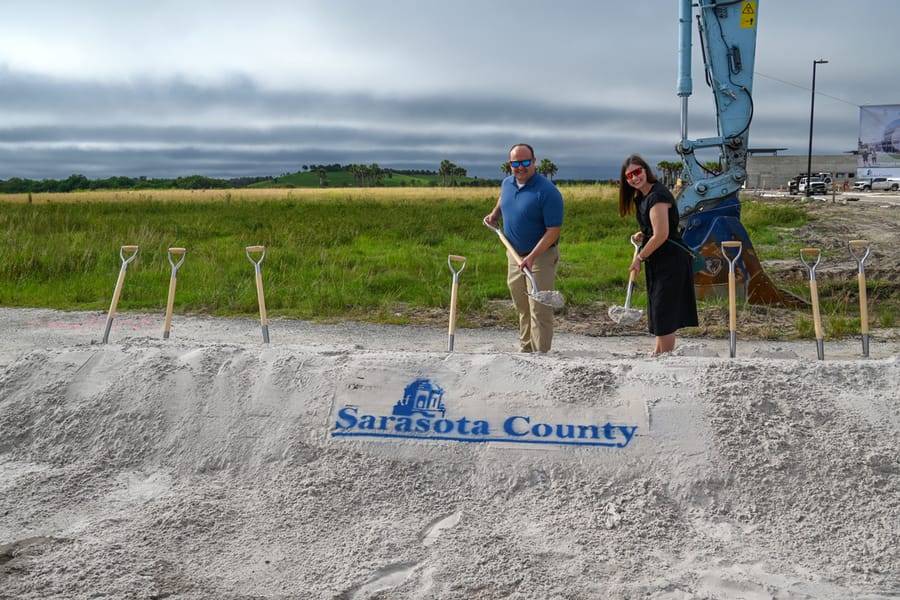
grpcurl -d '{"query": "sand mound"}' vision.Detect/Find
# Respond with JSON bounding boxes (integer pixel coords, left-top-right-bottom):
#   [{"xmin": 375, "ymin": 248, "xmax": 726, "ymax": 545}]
[{"xmin": 1, "ymin": 309, "xmax": 898, "ymax": 599}]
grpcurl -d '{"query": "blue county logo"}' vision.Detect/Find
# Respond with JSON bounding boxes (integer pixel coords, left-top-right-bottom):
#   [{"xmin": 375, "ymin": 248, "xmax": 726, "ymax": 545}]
[
  {"xmin": 393, "ymin": 378, "xmax": 447, "ymax": 419},
  {"xmin": 331, "ymin": 378, "xmax": 637, "ymax": 448}
]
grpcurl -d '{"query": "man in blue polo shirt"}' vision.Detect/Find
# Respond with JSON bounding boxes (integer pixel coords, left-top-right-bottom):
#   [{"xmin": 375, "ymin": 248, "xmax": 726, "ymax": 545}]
[{"xmin": 485, "ymin": 143, "xmax": 564, "ymax": 352}]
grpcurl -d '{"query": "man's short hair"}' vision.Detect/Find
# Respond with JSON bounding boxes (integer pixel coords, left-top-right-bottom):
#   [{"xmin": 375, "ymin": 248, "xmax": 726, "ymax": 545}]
[{"xmin": 509, "ymin": 143, "xmax": 535, "ymax": 158}]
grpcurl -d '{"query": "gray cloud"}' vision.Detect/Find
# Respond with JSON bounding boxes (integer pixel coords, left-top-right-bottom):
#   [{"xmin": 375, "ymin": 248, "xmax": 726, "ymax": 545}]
[
  {"xmin": 0, "ymin": 68, "xmax": 678, "ymax": 179},
  {"xmin": 1, "ymin": 1, "xmax": 898, "ymax": 182}
]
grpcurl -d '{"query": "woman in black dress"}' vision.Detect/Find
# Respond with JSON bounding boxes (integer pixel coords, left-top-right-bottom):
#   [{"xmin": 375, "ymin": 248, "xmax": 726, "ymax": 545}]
[{"xmin": 618, "ymin": 154, "xmax": 698, "ymax": 354}]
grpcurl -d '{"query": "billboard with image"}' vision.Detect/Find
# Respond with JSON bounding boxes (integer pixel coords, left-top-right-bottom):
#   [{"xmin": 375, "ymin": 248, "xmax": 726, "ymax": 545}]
[{"xmin": 858, "ymin": 104, "xmax": 900, "ymax": 177}]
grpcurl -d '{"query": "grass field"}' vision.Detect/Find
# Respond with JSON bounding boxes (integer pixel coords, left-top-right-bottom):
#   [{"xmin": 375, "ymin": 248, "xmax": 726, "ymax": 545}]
[{"xmin": 4, "ymin": 185, "xmax": 881, "ymax": 334}]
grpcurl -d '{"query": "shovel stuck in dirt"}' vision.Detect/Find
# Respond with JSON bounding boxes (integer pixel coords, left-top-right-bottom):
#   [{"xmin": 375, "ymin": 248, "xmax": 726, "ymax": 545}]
[
  {"xmin": 246, "ymin": 246, "xmax": 270, "ymax": 344},
  {"xmin": 721, "ymin": 241, "xmax": 743, "ymax": 358},
  {"xmin": 608, "ymin": 238, "xmax": 643, "ymax": 325},
  {"xmin": 163, "ymin": 247, "xmax": 186, "ymax": 340},
  {"xmin": 102, "ymin": 245, "xmax": 140, "ymax": 344},
  {"xmin": 800, "ymin": 248, "xmax": 825, "ymax": 361},
  {"xmin": 446, "ymin": 254, "xmax": 466, "ymax": 352},
  {"xmin": 848, "ymin": 240, "xmax": 871, "ymax": 357},
  {"xmin": 482, "ymin": 218, "xmax": 564, "ymax": 309}
]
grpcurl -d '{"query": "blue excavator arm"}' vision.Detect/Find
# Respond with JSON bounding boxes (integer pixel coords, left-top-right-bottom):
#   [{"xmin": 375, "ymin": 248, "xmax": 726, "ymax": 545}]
[{"xmin": 675, "ymin": 0, "xmax": 803, "ymax": 306}]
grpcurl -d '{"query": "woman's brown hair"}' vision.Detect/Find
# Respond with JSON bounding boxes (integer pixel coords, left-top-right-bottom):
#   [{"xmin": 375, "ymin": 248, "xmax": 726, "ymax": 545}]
[{"xmin": 617, "ymin": 154, "xmax": 659, "ymax": 217}]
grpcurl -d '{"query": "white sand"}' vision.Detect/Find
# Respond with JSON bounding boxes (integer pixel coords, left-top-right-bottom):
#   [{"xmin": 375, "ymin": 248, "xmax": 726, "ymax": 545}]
[{"xmin": 1, "ymin": 308, "xmax": 898, "ymax": 599}]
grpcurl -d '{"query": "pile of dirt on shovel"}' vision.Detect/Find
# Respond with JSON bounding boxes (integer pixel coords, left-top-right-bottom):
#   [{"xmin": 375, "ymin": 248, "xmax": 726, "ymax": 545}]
[{"xmin": 0, "ymin": 309, "xmax": 898, "ymax": 599}]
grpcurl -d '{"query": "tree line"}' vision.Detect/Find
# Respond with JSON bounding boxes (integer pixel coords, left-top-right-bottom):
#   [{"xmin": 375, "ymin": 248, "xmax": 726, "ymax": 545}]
[
  {"xmin": 0, "ymin": 174, "xmax": 275, "ymax": 194},
  {"xmin": 1, "ymin": 156, "xmax": 694, "ymax": 194}
]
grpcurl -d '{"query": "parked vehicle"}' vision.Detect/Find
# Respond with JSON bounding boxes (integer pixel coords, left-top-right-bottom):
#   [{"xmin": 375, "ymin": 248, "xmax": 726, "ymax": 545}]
[
  {"xmin": 798, "ymin": 177, "xmax": 827, "ymax": 194},
  {"xmin": 787, "ymin": 176, "xmax": 801, "ymax": 194},
  {"xmin": 788, "ymin": 172, "xmax": 832, "ymax": 195},
  {"xmin": 853, "ymin": 177, "xmax": 900, "ymax": 191}
]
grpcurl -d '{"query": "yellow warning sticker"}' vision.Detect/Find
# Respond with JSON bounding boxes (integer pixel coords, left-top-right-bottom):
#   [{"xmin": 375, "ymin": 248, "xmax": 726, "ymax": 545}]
[{"xmin": 740, "ymin": 2, "xmax": 757, "ymax": 28}]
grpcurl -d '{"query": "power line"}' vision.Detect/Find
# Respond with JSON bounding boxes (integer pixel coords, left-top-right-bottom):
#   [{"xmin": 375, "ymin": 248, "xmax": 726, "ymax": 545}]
[{"xmin": 754, "ymin": 71, "xmax": 860, "ymax": 108}]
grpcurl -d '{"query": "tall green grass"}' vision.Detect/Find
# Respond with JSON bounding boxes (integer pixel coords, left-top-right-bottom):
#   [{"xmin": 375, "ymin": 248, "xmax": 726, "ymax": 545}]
[
  {"xmin": 0, "ymin": 188, "xmax": 626, "ymax": 320},
  {"xmin": 0, "ymin": 187, "xmax": 838, "ymax": 327},
  {"xmin": 738, "ymin": 199, "xmax": 808, "ymax": 258}
]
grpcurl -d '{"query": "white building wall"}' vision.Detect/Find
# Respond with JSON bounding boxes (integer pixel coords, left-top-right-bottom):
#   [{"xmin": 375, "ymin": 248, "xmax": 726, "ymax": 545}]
[{"xmin": 745, "ymin": 155, "xmax": 857, "ymax": 190}]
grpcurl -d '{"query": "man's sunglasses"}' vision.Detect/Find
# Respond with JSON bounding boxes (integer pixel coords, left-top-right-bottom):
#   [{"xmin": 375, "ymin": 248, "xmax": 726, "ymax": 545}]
[
  {"xmin": 510, "ymin": 159, "xmax": 533, "ymax": 168},
  {"xmin": 625, "ymin": 167, "xmax": 644, "ymax": 180}
]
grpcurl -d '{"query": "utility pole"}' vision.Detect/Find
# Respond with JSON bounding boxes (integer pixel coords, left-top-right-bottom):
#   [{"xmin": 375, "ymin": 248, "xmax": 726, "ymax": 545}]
[{"xmin": 806, "ymin": 59, "xmax": 828, "ymax": 197}]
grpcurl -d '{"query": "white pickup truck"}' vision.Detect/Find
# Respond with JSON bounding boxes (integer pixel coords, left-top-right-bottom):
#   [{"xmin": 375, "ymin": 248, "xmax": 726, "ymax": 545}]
[
  {"xmin": 798, "ymin": 177, "xmax": 827, "ymax": 194},
  {"xmin": 852, "ymin": 177, "xmax": 900, "ymax": 191}
]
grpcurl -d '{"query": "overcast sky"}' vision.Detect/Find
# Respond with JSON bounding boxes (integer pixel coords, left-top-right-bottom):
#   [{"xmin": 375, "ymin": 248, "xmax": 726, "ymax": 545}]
[{"xmin": 1, "ymin": 1, "xmax": 898, "ymax": 181}]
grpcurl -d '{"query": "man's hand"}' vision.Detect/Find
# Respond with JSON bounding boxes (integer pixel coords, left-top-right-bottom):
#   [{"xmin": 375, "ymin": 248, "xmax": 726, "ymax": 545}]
[{"xmin": 484, "ymin": 210, "xmax": 501, "ymax": 227}]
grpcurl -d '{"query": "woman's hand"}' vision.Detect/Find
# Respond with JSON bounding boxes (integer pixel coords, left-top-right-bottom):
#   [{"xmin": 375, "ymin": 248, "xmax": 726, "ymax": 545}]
[
  {"xmin": 631, "ymin": 232, "xmax": 644, "ymax": 245},
  {"xmin": 629, "ymin": 255, "xmax": 642, "ymax": 274}
]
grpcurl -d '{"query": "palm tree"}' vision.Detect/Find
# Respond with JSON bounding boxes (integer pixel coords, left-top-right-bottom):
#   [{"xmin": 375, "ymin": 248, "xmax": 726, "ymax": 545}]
[
  {"xmin": 538, "ymin": 158, "xmax": 558, "ymax": 180},
  {"xmin": 656, "ymin": 160, "xmax": 683, "ymax": 187},
  {"xmin": 655, "ymin": 161, "xmax": 671, "ymax": 186},
  {"xmin": 438, "ymin": 160, "xmax": 454, "ymax": 186},
  {"xmin": 451, "ymin": 165, "xmax": 467, "ymax": 186},
  {"xmin": 367, "ymin": 163, "xmax": 384, "ymax": 186},
  {"xmin": 347, "ymin": 164, "xmax": 362, "ymax": 186},
  {"xmin": 500, "ymin": 162, "xmax": 511, "ymax": 176}
]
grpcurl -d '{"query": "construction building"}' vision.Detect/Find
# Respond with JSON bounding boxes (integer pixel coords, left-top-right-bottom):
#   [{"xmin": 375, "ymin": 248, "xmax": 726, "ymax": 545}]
[{"xmin": 745, "ymin": 152, "xmax": 857, "ymax": 191}]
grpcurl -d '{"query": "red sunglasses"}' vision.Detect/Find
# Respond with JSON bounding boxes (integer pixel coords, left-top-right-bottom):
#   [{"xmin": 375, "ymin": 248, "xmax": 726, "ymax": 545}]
[{"xmin": 625, "ymin": 167, "xmax": 644, "ymax": 181}]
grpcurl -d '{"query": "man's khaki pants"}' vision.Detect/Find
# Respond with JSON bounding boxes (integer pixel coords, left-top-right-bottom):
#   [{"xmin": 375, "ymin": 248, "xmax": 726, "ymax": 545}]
[{"xmin": 507, "ymin": 245, "xmax": 559, "ymax": 352}]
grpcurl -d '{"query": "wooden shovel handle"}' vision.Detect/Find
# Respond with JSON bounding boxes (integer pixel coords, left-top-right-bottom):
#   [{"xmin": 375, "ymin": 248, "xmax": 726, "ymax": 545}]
[
  {"xmin": 447, "ymin": 256, "xmax": 465, "ymax": 336},
  {"xmin": 164, "ymin": 276, "xmax": 178, "ymax": 335},
  {"xmin": 448, "ymin": 279, "xmax": 460, "ymax": 336},
  {"xmin": 493, "ymin": 230, "xmax": 524, "ymax": 263},
  {"xmin": 809, "ymin": 279, "xmax": 824, "ymax": 340},
  {"xmin": 728, "ymin": 270, "xmax": 737, "ymax": 333},
  {"xmin": 107, "ymin": 268, "xmax": 127, "ymax": 321},
  {"xmin": 849, "ymin": 241, "xmax": 869, "ymax": 333},
  {"xmin": 722, "ymin": 241, "xmax": 741, "ymax": 333},
  {"xmin": 255, "ymin": 272, "xmax": 268, "ymax": 326},
  {"xmin": 858, "ymin": 272, "xmax": 869, "ymax": 334}
]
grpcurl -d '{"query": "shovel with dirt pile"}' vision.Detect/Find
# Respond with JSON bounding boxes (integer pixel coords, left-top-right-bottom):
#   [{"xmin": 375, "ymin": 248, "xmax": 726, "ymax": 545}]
[
  {"xmin": 482, "ymin": 218, "xmax": 564, "ymax": 309},
  {"xmin": 608, "ymin": 238, "xmax": 644, "ymax": 326}
]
